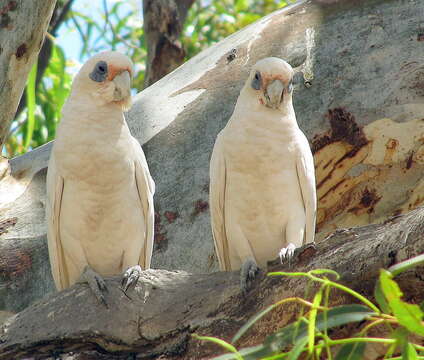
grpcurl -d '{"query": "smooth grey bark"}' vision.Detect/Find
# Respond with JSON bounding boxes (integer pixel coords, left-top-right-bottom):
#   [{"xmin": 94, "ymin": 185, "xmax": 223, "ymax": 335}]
[
  {"xmin": 2, "ymin": 0, "xmax": 424, "ymax": 313},
  {"xmin": 0, "ymin": 206, "xmax": 423, "ymax": 359},
  {"xmin": 0, "ymin": 0, "xmax": 57, "ymax": 148}
]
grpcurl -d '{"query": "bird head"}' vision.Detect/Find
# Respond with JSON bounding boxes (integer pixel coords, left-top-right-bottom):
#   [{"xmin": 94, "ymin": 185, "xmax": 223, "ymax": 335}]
[
  {"xmin": 72, "ymin": 51, "xmax": 134, "ymax": 110},
  {"xmin": 247, "ymin": 57, "xmax": 294, "ymax": 110}
]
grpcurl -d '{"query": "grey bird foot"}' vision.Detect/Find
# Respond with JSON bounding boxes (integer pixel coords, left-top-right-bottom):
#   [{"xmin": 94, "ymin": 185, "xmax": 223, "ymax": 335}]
[
  {"xmin": 240, "ymin": 257, "xmax": 259, "ymax": 294},
  {"xmin": 121, "ymin": 265, "xmax": 142, "ymax": 295},
  {"xmin": 279, "ymin": 243, "xmax": 297, "ymax": 266},
  {"xmin": 77, "ymin": 266, "xmax": 108, "ymax": 307}
]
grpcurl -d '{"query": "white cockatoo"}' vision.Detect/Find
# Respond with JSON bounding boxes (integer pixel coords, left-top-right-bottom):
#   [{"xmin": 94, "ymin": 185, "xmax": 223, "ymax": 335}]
[
  {"xmin": 210, "ymin": 57, "xmax": 316, "ymax": 291},
  {"xmin": 46, "ymin": 51, "xmax": 155, "ymax": 305}
]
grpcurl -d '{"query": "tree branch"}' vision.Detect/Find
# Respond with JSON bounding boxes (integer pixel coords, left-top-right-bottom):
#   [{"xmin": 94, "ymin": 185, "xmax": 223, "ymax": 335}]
[
  {"xmin": 0, "ymin": 0, "xmax": 57, "ymax": 149},
  {"xmin": 12, "ymin": 0, "xmax": 76, "ymax": 122},
  {"xmin": 0, "ymin": 207, "xmax": 423, "ymax": 359},
  {"xmin": 142, "ymin": 0, "xmax": 194, "ymax": 88}
]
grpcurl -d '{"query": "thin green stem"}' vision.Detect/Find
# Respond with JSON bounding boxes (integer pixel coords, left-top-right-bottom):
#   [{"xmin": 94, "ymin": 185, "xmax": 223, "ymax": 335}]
[
  {"xmin": 310, "ymin": 275, "xmax": 380, "ymax": 313},
  {"xmin": 359, "ymin": 319, "xmax": 386, "ymax": 336}
]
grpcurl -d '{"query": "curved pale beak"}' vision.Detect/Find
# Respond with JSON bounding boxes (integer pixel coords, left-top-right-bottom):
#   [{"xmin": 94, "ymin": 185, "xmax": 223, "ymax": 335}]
[
  {"xmin": 113, "ymin": 70, "xmax": 131, "ymax": 99},
  {"xmin": 264, "ymin": 79, "xmax": 284, "ymax": 109}
]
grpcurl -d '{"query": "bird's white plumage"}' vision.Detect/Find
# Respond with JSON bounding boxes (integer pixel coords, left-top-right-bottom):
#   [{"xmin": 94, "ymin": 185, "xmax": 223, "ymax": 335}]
[
  {"xmin": 210, "ymin": 57, "xmax": 316, "ymax": 271},
  {"xmin": 46, "ymin": 51, "xmax": 155, "ymax": 291}
]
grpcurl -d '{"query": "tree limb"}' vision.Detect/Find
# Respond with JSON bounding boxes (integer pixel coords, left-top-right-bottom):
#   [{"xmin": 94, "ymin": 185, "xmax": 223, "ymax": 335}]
[
  {"xmin": 0, "ymin": 0, "xmax": 57, "ymax": 148},
  {"xmin": 0, "ymin": 207, "xmax": 423, "ymax": 359},
  {"xmin": 12, "ymin": 0, "xmax": 76, "ymax": 122}
]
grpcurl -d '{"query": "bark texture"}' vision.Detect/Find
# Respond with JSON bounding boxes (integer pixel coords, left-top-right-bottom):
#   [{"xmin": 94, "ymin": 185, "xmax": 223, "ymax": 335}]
[
  {"xmin": 13, "ymin": 0, "xmax": 75, "ymax": 119},
  {"xmin": 1, "ymin": 0, "xmax": 424, "ymax": 313},
  {"xmin": 0, "ymin": 206, "xmax": 423, "ymax": 359},
  {"xmin": 143, "ymin": 0, "xmax": 195, "ymax": 88},
  {"xmin": 0, "ymin": 0, "xmax": 57, "ymax": 148}
]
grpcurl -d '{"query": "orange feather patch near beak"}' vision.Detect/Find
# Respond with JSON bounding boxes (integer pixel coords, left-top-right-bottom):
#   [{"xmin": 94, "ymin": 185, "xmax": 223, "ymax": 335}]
[{"xmin": 107, "ymin": 65, "xmax": 132, "ymax": 81}]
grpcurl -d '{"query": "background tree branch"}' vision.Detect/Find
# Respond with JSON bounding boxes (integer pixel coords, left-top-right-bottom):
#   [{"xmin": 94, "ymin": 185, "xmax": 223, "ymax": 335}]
[
  {"xmin": 142, "ymin": 0, "xmax": 195, "ymax": 88},
  {"xmin": 0, "ymin": 0, "xmax": 57, "ymax": 149}
]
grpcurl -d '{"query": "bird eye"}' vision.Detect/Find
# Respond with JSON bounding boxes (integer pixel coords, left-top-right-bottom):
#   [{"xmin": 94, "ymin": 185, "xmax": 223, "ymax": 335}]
[
  {"xmin": 89, "ymin": 61, "xmax": 108, "ymax": 82},
  {"xmin": 251, "ymin": 71, "xmax": 261, "ymax": 90}
]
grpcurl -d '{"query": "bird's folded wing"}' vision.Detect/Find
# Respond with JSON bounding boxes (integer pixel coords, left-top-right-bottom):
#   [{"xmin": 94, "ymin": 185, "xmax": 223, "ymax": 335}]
[
  {"xmin": 296, "ymin": 134, "xmax": 317, "ymax": 245},
  {"xmin": 209, "ymin": 135, "xmax": 231, "ymax": 271},
  {"xmin": 46, "ymin": 152, "xmax": 66, "ymax": 290},
  {"xmin": 133, "ymin": 137, "xmax": 155, "ymax": 269}
]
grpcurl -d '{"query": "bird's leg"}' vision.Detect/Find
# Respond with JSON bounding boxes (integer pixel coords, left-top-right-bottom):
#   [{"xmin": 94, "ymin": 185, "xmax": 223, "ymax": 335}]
[
  {"xmin": 240, "ymin": 257, "xmax": 259, "ymax": 294},
  {"xmin": 77, "ymin": 265, "xmax": 108, "ymax": 307},
  {"xmin": 280, "ymin": 217, "xmax": 305, "ymax": 267},
  {"xmin": 121, "ymin": 265, "xmax": 142, "ymax": 295}
]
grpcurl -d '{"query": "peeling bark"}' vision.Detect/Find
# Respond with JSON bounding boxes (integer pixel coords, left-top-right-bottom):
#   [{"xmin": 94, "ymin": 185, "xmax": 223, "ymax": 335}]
[
  {"xmin": 0, "ymin": 0, "xmax": 57, "ymax": 148},
  {"xmin": 142, "ymin": 0, "xmax": 195, "ymax": 88},
  {"xmin": 0, "ymin": 207, "xmax": 423, "ymax": 359}
]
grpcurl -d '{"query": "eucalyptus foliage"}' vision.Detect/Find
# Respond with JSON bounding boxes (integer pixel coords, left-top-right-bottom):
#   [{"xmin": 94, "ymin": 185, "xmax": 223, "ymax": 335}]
[{"xmin": 195, "ymin": 254, "xmax": 424, "ymax": 359}]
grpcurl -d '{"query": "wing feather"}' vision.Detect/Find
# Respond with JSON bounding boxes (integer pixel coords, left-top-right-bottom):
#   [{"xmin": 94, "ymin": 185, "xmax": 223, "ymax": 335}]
[
  {"xmin": 296, "ymin": 134, "xmax": 317, "ymax": 245},
  {"xmin": 46, "ymin": 152, "xmax": 67, "ymax": 290},
  {"xmin": 132, "ymin": 138, "xmax": 155, "ymax": 269},
  {"xmin": 209, "ymin": 134, "xmax": 231, "ymax": 270}
]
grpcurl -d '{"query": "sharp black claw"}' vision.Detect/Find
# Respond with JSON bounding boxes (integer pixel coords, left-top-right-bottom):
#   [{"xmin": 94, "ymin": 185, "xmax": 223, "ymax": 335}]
[{"xmin": 119, "ymin": 286, "xmax": 133, "ymax": 300}]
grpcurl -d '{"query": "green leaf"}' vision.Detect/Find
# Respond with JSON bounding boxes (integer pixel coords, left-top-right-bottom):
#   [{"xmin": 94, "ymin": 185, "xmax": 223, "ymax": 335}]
[
  {"xmin": 379, "ymin": 270, "xmax": 403, "ymax": 301},
  {"xmin": 380, "ymin": 270, "xmax": 424, "ymax": 336},
  {"xmin": 335, "ymin": 342, "xmax": 366, "ymax": 360},
  {"xmin": 402, "ymin": 342, "xmax": 418, "ymax": 360},
  {"xmin": 374, "ymin": 279, "xmax": 391, "ymax": 314},
  {"xmin": 263, "ymin": 305, "xmax": 375, "ymax": 354},
  {"xmin": 193, "ymin": 334, "xmax": 243, "ymax": 360},
  {"xmin": 232, "ymin": 299, "xmax": 281, "ymax": 343},
  {"xmin": 24, "ymin": 60, "xmax": 38, "ymax": 150},
  {"xmin": 308, "ymin": 288, "xmax": 323, "ymax": 354},
  {"xmin": 235, "ymin": 0, "xmax": 249, "ymax": 12},
  {"xmin": 387, "ymin": 327, "xmax": 409, "ymax": 357},
  {"xmin": 211, "ymin": 345, "xmax": 266, "ymax": 360},
  {"xmin": 388, "ymin": 254, "xmax": 424, "ymax": 276},
  {"xmin": 288, "ymin": 336, "xmax": 308, "ymax": 360},
  {"xmin": 391, "ymin": 299, "xmax": 424, "ymax": 336}
]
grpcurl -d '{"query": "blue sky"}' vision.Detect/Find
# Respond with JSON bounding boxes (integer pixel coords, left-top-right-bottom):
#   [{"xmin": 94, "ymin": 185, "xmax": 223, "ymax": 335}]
[{"xmin": 56, "ymin": 0, "xmax": 142, "ymax": 69}]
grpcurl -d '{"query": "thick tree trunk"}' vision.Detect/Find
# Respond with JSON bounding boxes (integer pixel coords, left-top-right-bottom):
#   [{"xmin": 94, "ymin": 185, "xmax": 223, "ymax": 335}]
[
  {"xmin": 13, "ymin": 0, "xmax": 75, "ymax": 120},
  {"xmin": 1, "ymin": 0, "xmax": 424, "ymax": 316},
  {"xmin": 142, "ymin": 0, "xmax": 195, "ymax": 88},
  {"xmin": 0, "ymin": 0, "xmax": 57, "ymax": 148},
  {"xmin": 0, "ymin": 206, "xmax": 423, "ymax": 359}
]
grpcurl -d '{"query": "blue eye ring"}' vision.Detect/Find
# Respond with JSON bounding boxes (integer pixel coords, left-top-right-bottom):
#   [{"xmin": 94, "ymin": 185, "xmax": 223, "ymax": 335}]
[
  {"xmin": 89, "ymin": 61, "xmax": 108, "ymax": 82},
  {"xmin": 251, "ymin": 71, "xmax": 261, "ymax": 90}
]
